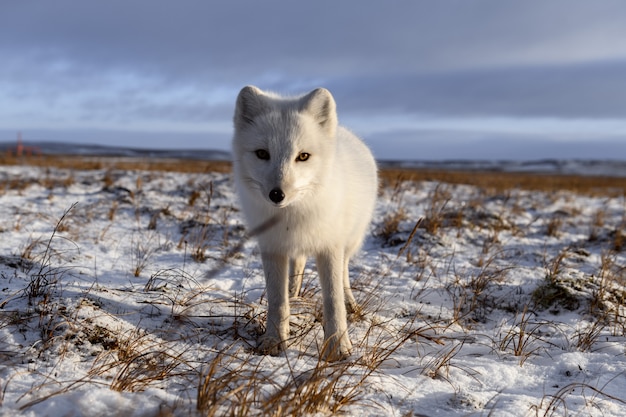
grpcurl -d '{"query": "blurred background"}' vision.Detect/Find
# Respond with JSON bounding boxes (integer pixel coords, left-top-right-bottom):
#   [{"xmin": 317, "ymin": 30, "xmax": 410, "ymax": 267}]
[{"xmin": 1, "ymin": 1, "xmax": 625, "ymax": 161}]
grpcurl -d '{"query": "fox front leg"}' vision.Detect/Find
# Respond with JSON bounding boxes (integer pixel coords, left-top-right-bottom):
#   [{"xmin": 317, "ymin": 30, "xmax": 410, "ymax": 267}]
[
  {"xmin": 258, "ymin": 253, "xmax": 290, "ymax": 355},
  {"xmin": 316, "ymin": 250, "xmax": 352, "ymax": 361}
]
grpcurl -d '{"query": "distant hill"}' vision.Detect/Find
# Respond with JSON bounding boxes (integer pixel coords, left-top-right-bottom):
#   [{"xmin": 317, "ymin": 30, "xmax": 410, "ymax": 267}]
[
  {"xmin": 1, "ymin": 141, "xmax": 626, "ymax": 177},
  {"xmin": 0, "ymin": 141, "xmax": 231, "ymax": 161}
]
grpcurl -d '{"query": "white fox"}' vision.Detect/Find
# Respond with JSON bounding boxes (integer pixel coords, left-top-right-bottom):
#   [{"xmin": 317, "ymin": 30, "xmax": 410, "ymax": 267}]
[{"xmin": 232, "ymin": 86, "xmax": 378, "ymax": 361}]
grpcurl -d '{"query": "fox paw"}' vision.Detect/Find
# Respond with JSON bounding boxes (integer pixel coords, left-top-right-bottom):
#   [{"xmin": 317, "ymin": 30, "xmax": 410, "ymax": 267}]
[
  {"xmin": 321, "ymin": 335, "xmax": 352, "ymax": 362},
  {"xmin": 256, "ymin": 334, "xmax": 284, "ymax": 356},
  {"xmin": 345, "ymin": 300, "xmax": 364, "ymax": 319}
]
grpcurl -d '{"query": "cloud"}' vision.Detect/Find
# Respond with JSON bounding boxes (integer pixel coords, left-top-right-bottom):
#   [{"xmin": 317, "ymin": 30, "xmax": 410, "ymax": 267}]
[
  {"xmin": 368, "ymin": 129, "xmax": 626, "ymax": 161},
  {"xmin": 328, "ymin": 60, "xmax": 626, "ymax": 119},
  {"xmin": 1, "ymin": 1, "xmax": 626, "ymax": 159},
  {"xmin": 4, "ymin": 1, "xmax": 626, "ymax": 77}
]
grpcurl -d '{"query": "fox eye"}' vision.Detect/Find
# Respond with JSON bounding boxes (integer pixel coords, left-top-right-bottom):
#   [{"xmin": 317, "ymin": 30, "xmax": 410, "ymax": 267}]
[
  {"xmin": 296, "ymin": 152, "xmax": 310, "ymax": 162},
  {"xmin": 255, "ymin": 149, "xmax": 270, "ymax": 160}
]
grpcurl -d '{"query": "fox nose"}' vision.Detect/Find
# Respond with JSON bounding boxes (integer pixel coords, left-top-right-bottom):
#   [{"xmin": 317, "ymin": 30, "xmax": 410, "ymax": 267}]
[{"xmin": 269, "ymin": 188, "xmax": 285, "ymax": 204}]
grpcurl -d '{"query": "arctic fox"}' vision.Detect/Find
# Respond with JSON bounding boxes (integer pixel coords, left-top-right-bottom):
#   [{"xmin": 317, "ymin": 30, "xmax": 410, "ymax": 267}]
[{"xmin": 232, "ymin": 86, "xmax": 378, "ymax": 361}]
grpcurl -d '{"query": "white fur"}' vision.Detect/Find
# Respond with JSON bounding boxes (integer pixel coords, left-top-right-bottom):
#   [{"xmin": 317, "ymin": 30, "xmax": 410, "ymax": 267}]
[{"xmin": 232, "ymin": 85, "xmax": 378, "ymax": 361}]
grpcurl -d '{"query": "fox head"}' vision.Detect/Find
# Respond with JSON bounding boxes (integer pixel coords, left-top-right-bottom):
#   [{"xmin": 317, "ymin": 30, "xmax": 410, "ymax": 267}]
[{"xmin": 232, "ymin": 86, "xmax": 338, "ymax": 208}]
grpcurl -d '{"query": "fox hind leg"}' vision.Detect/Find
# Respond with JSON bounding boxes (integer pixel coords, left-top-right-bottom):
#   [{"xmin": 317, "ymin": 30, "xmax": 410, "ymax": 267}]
[
  {"xmin": 343, "ymin": 254, "xmax": 359, "ymax": 315},
  {"xmin": 288, "ymin": 256, "xmax": 306, "ymax": 298}
]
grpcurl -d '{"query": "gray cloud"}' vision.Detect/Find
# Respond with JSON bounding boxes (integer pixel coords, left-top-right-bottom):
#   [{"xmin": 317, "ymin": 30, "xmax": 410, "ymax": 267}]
[
  {"xmin": 368, "ymin": 130, "xmax": 626, "ymax": 161},
  {"xmin": 1, "ymin": 1, "xmax": 626, "ymax": 159},
  {"xmin": 4, "ymin": 1, "xmax": 626, "ymax": 78},
  {"xmin": 328, "ymin": 60, "xmax": 626, "ymax": 119}
]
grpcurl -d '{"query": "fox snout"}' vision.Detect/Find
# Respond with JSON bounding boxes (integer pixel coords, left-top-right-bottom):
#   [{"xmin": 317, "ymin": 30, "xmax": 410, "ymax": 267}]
[{"xmin": 268, "ymin": 188, "xmax": 285, "ymax": 204}]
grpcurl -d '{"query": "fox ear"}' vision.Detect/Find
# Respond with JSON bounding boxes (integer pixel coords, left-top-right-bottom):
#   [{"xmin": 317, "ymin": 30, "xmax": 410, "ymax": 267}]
[
  {"xmin": 234, "ymin": 85, "xmax": 265, "ymax": 128},
  {"xmin": 299, "ymin": 88, "xmax": 337, "ymax": 133}
]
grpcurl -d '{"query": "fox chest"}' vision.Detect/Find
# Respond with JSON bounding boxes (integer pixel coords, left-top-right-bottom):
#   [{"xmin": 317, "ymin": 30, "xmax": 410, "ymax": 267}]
[{"xmin": 255, "ymin": 209, "xmax": 339, "ymax": 255}]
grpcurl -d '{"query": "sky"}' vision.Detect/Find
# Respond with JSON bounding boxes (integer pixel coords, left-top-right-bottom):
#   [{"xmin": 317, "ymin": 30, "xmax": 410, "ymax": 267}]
[{"xmin": 1, "ymin": 1, "xmax": 626, "ymax": 161}]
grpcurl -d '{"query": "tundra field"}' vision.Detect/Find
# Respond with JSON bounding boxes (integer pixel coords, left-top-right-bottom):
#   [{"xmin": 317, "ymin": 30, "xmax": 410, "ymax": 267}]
[{"xmin": 0, "ymin": 156, "xmax": 625, "ymax": 417}]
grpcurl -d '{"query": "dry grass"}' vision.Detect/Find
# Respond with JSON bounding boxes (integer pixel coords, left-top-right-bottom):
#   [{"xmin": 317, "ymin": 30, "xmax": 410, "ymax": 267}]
[
  {"xmin": 497, "ymin": 305, "xmax": 545, "ymax": 366},
  {"xmin": 379, "ymin": 167, "xmax": 626, "ymax": 196},
  {"xmin": 0, "ymin": 154, "xmax": 231, "ymax": 174},
  {"xmin": 532, "ymin": 382, "xmax": 626, "ymax": 417},
  {"xmin": 3, "ymin": 153, "xmax": 626, "ymax": 196},
  {"xmin": 377, "ymin": 208, "xmax": 408, "ymax": 245},
  {"xmin": 1, "ymin": 155, "xmax": 625, "ymax": 416}
]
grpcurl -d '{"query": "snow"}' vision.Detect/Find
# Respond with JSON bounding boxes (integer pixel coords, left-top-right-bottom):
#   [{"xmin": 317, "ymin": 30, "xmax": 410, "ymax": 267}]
[{"xmin": 0, "ymin": 164, "xmax": 625, "ymax": 416}]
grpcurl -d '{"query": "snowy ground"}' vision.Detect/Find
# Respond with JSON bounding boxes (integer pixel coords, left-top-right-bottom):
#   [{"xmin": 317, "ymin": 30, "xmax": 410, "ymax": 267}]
[{"xmin": 0, "ymin": 164, "xmax": 625, "ymax": 417}]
